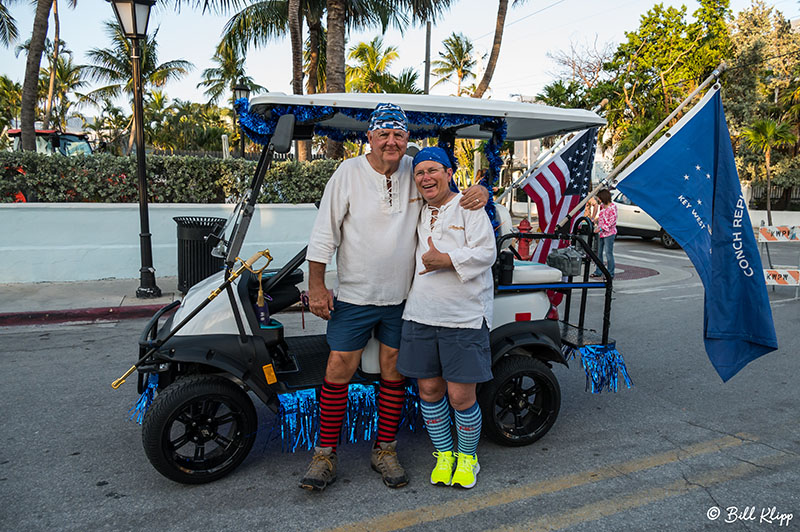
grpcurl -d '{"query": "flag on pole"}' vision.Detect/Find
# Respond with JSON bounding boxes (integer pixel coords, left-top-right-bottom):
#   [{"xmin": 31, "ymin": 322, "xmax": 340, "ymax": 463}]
[
  {"xmin": 615, "ymin": 87, "xmax": 778, "ymax": 382},
  {"xmin": 521, "ymin": 128, "xmax": 598, "ymax": 263}
]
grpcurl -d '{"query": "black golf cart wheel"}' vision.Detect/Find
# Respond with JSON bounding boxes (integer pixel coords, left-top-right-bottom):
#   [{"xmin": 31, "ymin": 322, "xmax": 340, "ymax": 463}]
[
  {"xmin": 142, "ymin": 375, "xmax": 257, "ymax": 484},
  {"xmin": 478, "ymin": 355, "xmax": 561, "ymax": 447},
  {"xmin": 660, "ymin": 230, "xmax": 680, "ymax": 249}
]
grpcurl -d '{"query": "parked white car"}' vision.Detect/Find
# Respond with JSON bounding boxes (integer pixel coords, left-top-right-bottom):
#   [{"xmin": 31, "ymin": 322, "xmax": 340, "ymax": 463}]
[{"xmin": 613, "ymin": 191, "xmax": 680, "ymax": 249}]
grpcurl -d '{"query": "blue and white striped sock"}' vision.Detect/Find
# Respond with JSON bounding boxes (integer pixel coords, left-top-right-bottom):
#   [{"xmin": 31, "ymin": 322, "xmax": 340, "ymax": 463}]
[
  {"xmin": 420, "ymin": 396, "xmax": 453, "ymax": 453},
  {"xmin": 454, "ymin": 401, "xmax": 482, "ymax": 457}
]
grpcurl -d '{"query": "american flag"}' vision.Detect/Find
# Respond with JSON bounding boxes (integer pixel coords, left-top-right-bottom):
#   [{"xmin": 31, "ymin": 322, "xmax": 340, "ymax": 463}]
[{"xmin": 521, "ymin": 127, "xmax": 598, "ymax": 263}]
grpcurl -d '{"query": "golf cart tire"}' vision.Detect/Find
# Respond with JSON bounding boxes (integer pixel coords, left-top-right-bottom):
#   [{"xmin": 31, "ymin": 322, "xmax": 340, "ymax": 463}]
[
  {"xmin": 660, "ymin": 230, "xmax": 680, "ymax": 249},
  {"xmin": 479, "ymin": 355, "xmax": 560, "ymax": 447},
  {"xmin": 142, "ymin": 375, "xmax": 257, "ymax": 484}
]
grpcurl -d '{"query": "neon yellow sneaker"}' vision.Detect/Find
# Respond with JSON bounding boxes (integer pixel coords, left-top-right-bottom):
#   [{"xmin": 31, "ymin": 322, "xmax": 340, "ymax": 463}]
[
  {"xmin": 430, "ymin": 451, "xmax": 456, "ymax": 486},
  {"xmin": 451, "ymin": 453, "xmax": 480, "ymax": 489}
]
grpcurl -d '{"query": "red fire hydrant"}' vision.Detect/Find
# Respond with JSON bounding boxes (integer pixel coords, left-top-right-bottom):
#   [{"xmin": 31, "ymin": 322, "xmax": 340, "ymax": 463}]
[{"xmin": 517, "ymin": 218, "xmax": 532, "ymax": 260}]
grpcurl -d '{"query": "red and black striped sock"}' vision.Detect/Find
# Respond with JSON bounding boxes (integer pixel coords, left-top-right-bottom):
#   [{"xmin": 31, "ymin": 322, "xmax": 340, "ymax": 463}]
[
  {"xmin": 376, "ymin": 378, "xmax": 406, "ymax": 444},
  {"xmin": 318, "ymin": 379, "xmax": 348, "ymax": 450}
]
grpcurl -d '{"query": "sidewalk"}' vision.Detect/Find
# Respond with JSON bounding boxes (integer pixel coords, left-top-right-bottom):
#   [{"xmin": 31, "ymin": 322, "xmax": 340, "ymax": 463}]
[{"xmin": 0, "ymin": 277, "xmax": 182, "ymax": 326}]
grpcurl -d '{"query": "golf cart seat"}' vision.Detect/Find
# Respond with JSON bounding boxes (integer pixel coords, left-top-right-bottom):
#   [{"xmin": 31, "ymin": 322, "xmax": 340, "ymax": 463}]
[{"xmin": 494, "ymin": 203, "xmax": 563, "ymax": 285}]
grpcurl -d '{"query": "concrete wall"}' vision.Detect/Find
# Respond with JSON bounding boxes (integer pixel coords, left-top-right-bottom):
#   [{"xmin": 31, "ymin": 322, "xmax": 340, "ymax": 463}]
[{"xmin": 0, "ymin": 203, "xmax": 318, "ymax": 283}]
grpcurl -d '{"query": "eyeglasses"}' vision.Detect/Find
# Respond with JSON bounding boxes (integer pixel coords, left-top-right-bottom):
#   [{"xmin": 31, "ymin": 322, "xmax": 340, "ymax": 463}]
[{"xmin": 414, "ymin": 166, "xmax": 448, "ymax": 178}]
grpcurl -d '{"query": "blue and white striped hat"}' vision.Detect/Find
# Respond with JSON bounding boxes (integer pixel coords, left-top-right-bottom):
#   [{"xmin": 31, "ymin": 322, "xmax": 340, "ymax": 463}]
[{"xmin": 368, "ymin": 103, "xmax": 409, "ymax": 132}]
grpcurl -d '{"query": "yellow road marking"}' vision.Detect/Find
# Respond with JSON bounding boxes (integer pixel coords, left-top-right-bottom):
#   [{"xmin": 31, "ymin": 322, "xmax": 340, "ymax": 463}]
[
  {"xmin": 487, "ymin": 452, "xmax": 796, "ymax": 532},
  {"xmin": 323, "ymin": 433, "xmax": 754, "ymax": 532}
]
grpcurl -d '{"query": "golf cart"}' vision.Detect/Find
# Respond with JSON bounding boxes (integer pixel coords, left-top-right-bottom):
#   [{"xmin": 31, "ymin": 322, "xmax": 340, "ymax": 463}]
[{"xmin": 113, "ymin": 93, "xmax": 627, "ymax": 484}]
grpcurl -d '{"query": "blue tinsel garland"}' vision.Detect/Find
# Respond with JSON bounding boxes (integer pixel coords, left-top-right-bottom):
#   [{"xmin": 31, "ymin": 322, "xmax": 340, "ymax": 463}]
[
  {"xmin": 236, "ymin": 101, "xmax": 508, "ymax": 232},
  {"xmin": 268, "ymin": 382, "xmax": 421, "ymax": 452},
  {"xmin": 128, "ymin": 374, "xmax": 158, "ymax": 425},
  {"xmin": 562, "ymin": 343, "xmax": 633, "ymax": 393}
]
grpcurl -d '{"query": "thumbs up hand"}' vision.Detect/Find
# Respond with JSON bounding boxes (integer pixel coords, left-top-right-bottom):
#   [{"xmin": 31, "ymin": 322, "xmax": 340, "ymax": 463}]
[{"xmin": 419, "ymin": 236, "xmax": 452, "ymax": 274}]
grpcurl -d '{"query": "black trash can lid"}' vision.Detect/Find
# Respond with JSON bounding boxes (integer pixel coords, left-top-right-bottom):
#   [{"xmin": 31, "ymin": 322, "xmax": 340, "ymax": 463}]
[{"xmin": 173, "ymin": 216, "xmax": 227, "ymax": 228}]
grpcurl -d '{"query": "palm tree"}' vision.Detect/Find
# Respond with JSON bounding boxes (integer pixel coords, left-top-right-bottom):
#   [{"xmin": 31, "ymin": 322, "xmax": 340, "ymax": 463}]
[
  {"xmin": 40, "ymin": 54, "xmax": 87, "ymax": 129},
  {"xmin": 43, "ymin": 0, "xmax": 78, "ymax": 129},
  {"xmin": 472, "ymin": 0, "xmax": 529, "ymax": 99},
  {"xmin": 431, "ymin": 32, "xmax": 480, "ymax": 96},
  {"xmin": 304, "ymin": 23, "xmax": 326, "ymax": 93},
  {"xmin": 346, "ymin": 36, "xmax": 398, "ymax": 93},
  {"xmin": 324, "ymin": 0, "xmax": 454, "ymax": 156},
  {"xmin": 384, "ymin": 67, "xmax": 422, "ymax": 94},
  {"xmin": 197, "ymin": 44, "xmax": 263, "ymax": 105},
  {"xmin": 85, "ymin": 20, "xmax": 193, "ymax": 154},
  {"xmin": 0, "ymin": 0, "xmax": 20, "ymax": 47},
  {"xmin": 741, "ymin": 119, "xmax": 796, "ymax": 225},
  {"xmin": 20, "ymin": 0, "xmax": 52, "ymax": 151},
  {"xmin": 0, "ymin": 74, "xmax": 22, "ymax": 132}
]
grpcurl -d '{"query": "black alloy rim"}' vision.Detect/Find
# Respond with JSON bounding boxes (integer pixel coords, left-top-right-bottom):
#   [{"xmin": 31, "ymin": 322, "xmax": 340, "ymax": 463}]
[
  {"xmin": 493, "ymin": 373, "xmax": 556, "ymax": 441},
  {"xmin": 162, "ymin": 395, "xmax": 248, "ymax": 475}
]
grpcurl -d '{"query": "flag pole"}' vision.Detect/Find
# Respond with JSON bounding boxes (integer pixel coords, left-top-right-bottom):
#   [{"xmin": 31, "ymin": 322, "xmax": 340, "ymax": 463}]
[
  {"xmin": 497, "ymin": 99, "xmax": 609, "ymax": 202},
  {"xmin": 556, "ymin": 62, "xmax": 727, "ymax": 229}
]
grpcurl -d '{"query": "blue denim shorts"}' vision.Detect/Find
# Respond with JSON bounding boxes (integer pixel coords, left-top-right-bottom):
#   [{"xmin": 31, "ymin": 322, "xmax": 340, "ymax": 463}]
[
  {"xmin": 397, "ymin": 320, "xmax": 493, "ymax": 383},
  {"xmin": 326, "ymin": 299, "xmax": 405, "ymax": 352}
]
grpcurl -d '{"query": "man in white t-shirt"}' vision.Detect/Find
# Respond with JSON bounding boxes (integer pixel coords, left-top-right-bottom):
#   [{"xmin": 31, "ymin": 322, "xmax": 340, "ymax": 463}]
[{"xmin": 300, "ymin": 104, "xmax": 489, "ymax": 492}]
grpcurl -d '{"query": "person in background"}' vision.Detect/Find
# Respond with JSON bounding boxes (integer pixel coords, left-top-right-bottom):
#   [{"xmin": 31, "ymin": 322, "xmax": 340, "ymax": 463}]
[
  {"xmin": 591, "ymin": 188, "xmax": 617, "ymax": 279},
  {"xmin": 397, "ymin": 147, "xmax": 497, "ymax": 489}
]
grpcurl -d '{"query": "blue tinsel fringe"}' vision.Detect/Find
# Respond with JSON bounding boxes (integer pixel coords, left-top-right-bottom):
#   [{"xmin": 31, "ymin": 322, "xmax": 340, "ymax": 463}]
[
  {"xmin": 270, "ymin": 382, "xmax": 420, "ymax": 453},
  {"xmin": 562, "ymin": 343, "xmax": 633, "ymax": 394},
  {"xmin": 128, "ymin": 374, "xmax": 158, "ymax": 425}
]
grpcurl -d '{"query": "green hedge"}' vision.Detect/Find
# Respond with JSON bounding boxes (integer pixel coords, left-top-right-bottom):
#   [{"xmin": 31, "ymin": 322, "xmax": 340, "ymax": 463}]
[{"xmin": 0, "ymin": 151, "xmax": 340, "ymax": 204}]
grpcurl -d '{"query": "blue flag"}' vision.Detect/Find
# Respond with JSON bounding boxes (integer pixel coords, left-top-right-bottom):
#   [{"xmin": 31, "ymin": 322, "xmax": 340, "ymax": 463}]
[{"xmin": 616, "ymin": 87, "xmax": 778, "ymax": 382}]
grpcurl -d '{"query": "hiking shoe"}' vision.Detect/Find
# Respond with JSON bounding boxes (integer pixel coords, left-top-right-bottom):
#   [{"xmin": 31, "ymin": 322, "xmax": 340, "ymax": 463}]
[
  {"xmin": 371, "ymin": 441, "xmax": 409, "ymax": 488},
  {"xmin": 299, "ymin": 446, "xmax": 337, "ymax": 491},
  {"xmin": 430, "ymin": 451, "xmax": 456, "ymax": 486},
  {"xmin": 451, "ymin": 453, "xmax": 480, "ymax": 489}
]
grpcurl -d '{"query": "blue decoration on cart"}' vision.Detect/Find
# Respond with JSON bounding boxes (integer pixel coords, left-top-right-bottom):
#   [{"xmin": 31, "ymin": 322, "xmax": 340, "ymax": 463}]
[
  {"xmin": 562, "ymin": 343, "xmax": 633, "ymax": 393},
  {"xmin": 128, "ymin": 374, "xmax": 158, "ymax": 425},
  {"xmin": 267, "ymin": 382, "xmax": 421, "ymax": 452},
  {"xmin": 345, "ymin": 383, "xmax": 378, "ymax": 443},
  {"xmin": 236, "ymin": 101, "xmax": 507, "ymax": 233},
  {"xmin": 273, "ymin": 388, "xmax": 319, "ymax": 452}
]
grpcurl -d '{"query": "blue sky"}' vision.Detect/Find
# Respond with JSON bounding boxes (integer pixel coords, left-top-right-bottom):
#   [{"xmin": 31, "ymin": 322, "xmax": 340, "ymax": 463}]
[{"xmin": 2, "ymin": 0, "xmax": 798, "ymax": 110}]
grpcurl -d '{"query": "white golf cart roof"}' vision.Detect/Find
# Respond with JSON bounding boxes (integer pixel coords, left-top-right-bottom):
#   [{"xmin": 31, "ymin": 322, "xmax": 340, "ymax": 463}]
[{"xmin": 248, "ymin": 93, "xmax": 605, "ymax": 141}]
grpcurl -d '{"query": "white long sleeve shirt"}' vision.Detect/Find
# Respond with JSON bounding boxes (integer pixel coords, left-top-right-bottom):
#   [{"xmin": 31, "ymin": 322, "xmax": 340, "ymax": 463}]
[
  {"xmin": 403, "ymin": 193, "xmax": 497, "ymax": 329},
  {"xmin": 306, "ymin": 154, "xmax": 422, "ymax": 305}
]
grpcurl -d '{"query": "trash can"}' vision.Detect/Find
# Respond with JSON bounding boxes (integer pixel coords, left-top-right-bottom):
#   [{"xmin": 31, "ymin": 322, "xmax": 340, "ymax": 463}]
[{"xmin": 174, "ymin": 216, "xmax": 226, "ymax": 293}]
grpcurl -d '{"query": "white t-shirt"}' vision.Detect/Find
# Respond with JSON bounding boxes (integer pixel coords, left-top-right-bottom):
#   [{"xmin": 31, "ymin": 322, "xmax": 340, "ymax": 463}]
[
  {"xmin": 403, "ymin": 193, "xmax": 497, "ymax": 329},
  {"xmin": 306, "ymin": 154, "xmax": 422, "ymax": 305}
]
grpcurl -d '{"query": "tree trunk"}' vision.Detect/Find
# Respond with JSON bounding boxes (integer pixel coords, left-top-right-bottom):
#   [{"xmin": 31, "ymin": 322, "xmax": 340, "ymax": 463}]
[
  {"xmin": 21, "ymin": 0, "xmax": 53, "ymax": 151},
  {"xmin": 472, "ymin": 0, "xmax": 507, "ymax": 99},
  {"xmin": 44, "ymin": 0, "xmax": 59, "ymax": 130},
  {"xmin": 300, "ymin": 18, "xmax": 320, "ymax": 162},
  {"xmin": 765, "ymin": 149, "xmax": 772, "ymax": 227},
  {"xmin": 289, "ymin": 0, "xmax": 303, "ymax": 96},
  {"xmin": 288, "ymin": 0, "xmax": 310, "ymax": 161},
  {"xmin": 325, "ymin": 0, "xmax": 346, "ymax": 159},
  {"xmin": 306, "ymin": 18, "xmax": 321, "ymax": 95}
]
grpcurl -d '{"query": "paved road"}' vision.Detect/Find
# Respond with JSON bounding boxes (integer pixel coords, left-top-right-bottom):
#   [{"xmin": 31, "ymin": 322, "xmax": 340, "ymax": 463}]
[{"xmin": 1, "ymin": 239, "xmax": 798, "ymax": 532}]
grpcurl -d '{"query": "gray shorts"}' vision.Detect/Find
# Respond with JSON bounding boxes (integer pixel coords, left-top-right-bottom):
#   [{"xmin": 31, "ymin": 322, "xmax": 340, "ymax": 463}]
[{"xmin": 397, "ymin": 320, "xmax": 493, "ymax": 383}]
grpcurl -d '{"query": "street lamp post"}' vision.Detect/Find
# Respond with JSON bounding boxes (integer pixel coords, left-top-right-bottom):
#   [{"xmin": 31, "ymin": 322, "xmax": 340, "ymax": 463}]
[
  {"xmin": 108, "ymin": 0, "xmax": 161, "ymax": 298},
  {"xmin": 232, "ymin": 80, "xmax": 251, "ymax": 158}
]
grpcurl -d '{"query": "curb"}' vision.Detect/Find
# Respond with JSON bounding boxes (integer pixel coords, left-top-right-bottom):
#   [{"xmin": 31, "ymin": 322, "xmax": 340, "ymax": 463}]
[
  {"xmin": 0, "ymin": 301, "xmax": 306, "ymax": 327},
  {"xmin": 0, "ymin": 304, "xmax": 169, "ymax": 327}
]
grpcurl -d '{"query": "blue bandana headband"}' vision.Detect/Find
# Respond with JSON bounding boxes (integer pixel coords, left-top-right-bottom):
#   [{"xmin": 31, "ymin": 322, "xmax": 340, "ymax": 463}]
[
  {"xmin": 413, "ymin": 147, "xmax": 452, "ymax": 170},
  {"xmin": 368, "ymin": 103, "xmax": 409, "ymax": 132}
]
